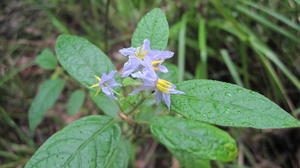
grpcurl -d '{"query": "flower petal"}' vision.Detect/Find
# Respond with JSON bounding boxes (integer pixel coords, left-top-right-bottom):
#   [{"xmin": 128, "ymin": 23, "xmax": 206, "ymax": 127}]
[
  {"xmin": 157, "ymin": 64, "xmax": 168, "ymax": 73},
  {"xmin": 149, "ymin": 50, "xmax": 174, "ymax": 61},
  {"xmin": 142, "ymin": 39, "xmax": 151, "ymax": 51},
  {"xmin": 162, "ymin": 93, "xmax": 171, "ymax": 109},
  {"xmin": 129, "ymin": 86, "xmax": 153, "ymax": 96},
  {"xmin": 101, "ymin": 85, "xmax": 116, "ymax": 99},
  {"xmin": 119, "ymin": 47, "xmax": 136, "ymax": 56},
  {"xmin": 122, "ymin": 57, "xmax": 142, "ymax": 77},
  {"xmin": 155, "ymin": 90, "xmax": 162, "ymax": 104}
]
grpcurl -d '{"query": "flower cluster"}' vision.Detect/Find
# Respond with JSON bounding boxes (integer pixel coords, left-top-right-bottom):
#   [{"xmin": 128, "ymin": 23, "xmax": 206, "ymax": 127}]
[
  {"xmin": 119, "ymin": 39, "xmax": 184, "ymax": 109},
  {"xmin": 89, "ymin": 39, "xmax": 184, "ymax": 110}
]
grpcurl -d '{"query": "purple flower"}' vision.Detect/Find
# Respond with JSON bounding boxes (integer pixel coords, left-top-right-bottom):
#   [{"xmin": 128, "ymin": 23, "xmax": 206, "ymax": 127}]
[
  {"xmin": 130, "ymin": 68, "xmax": 184, "ymax": 110},
  {"xmin": 119, "ymin": 39, "xmax": 174, "ymax": 77},
  {"xmin": 89, "ymin": 70, "xmax": 121, "ymax": 99}
]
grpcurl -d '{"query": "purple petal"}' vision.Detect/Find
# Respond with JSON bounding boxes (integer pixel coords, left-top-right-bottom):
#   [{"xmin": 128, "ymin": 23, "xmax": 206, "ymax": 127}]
[
  {"xmin": 131, "ymin": 71, "xmax": 143, "ymax": 79},
  {"xmin": 162, "ymin": 93, "xmax": 171, "ymax": 110},
  {"xmin": 101, "ymin": 70, "xmax": 116, "ymax": 83},
  {"xmin": 155, "ymin": 90, "xmax": 162, "ymax": 104},
  {"xmin": 169, "ymin": 88, "xmax": 185, "ymax": 95},
  {"xmin": 149, "ymin": 50, "xmax": 174, "ymax": 61},
  {"xmin": 157, "ymin": 65, "xmax": 168, "ymax": 73},
  {"xmin": 107, "ymin": 79, "xmax": 121, "ymax": 87},
  {"xmin": 142, "ymin": 39, "xmax": 151, "ymax": 51},
  {"xmin": 119, "ymin": 47, "xmax": 136, "ymax": 56},
  {"xmin": 122, "ymin": 57, "xmax": 142, "ymax": 77},
  {"xmin": 132, "ymin": 71, "xmax": 156, "ymax": 88},
  {"xmin": 101, "ymin": 85, "xmax": 116, "ymax": 99}
]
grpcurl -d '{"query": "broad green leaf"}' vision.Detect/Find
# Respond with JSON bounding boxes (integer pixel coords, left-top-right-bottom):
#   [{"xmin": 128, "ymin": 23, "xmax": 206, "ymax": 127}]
[
  {"xmin": 109, "ymin": 138, "xmax": 132, "ymax": 168},
  {"xmin": 28, "ymin": 78, "xmax": 65, "ymax": 133},
  {"xmin": 151, "ymin": 116, "xmax": 238, "ymax": 162},
  {"xmin": 158, "ymin": 63, "xmax": 178, "ymax": 83},
  {"xmin": 25, "ymin": 115, "xmax": 130, "ymax": 168},
  {"xmin": 171, "ymin": 80, "xmax": 300, "ymax": 129},
  {"xmin": 55, "ymin": 34, "xmax": 115, "ymax": 87},
  {"xmin": 67, "ymin": 90, "xmax": 85, "ymax": 115},
  {"xmin": 132, "ymin": 8, "xmax": 169, "ymax": 50},
  {"xmin": 90, "ymin": 91, "xmax": 119, "ymax": 118},
  {"xmin": 170, "ymin": 149, "xmax": 211, "ymax": 168},
  {"xmin": 35, "ymin": 49, "xmax": 57, "ymax": 70}
]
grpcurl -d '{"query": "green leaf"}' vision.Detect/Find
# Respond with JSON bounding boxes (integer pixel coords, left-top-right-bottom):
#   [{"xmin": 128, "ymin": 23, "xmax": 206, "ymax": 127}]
[
  {"xmin": 151, "ymin": 116, "xmax": 238, "ymax": 162},
  {"xmin": 35, "ymin": 49, "xmax": 57, "ymax": 70},
  {"xmin": 158, "ymin": 63, "xmax": 178, "ymax": 83},
  {"xmin": 28, "ymin": 78, "xmax": 65, "ymax": 133},
  {"xmin": 55, "ymin": 34, "xmax": 115, "ymax": 87},
  {"xmin": 132, "ymin": 8, "xmax": 169, "ymax": 50},
  {"xmin": 67, "ymin": 90, "xmax": 85, "ymax": 115},
  {"xmin": 90, "ymin": 91, "xmax": 119, "ymax": 118},
  {"xmin": 25, "ymin": 115, "xmax": 130, "ymax": 168},
  {"xmin": 109, "ymin": 138, "xmax": 132, "ymax": 168},
  {"xmin": 170, "ymin": 149, "xmax": 211, "ymax": 168},
  {"xmin": 171, "ymin": 80, "xmax": 300, "ymax": 129}
]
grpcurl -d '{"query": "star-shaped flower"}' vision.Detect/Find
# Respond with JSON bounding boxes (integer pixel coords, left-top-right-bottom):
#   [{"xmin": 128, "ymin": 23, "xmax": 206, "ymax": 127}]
[
  {"xmin": 130, "ymin": 67, "xmax": 184, "ymax": 109},
  {"xmin": 119, "ymin": 39, "xmax": 173, "ymax": 77},
  {"xmin": 89, "ymin": 70, "xmax": 121, "ymax": 99}
]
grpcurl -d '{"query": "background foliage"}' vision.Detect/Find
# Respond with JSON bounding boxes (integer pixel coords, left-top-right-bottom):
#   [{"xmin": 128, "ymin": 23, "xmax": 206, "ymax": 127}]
[{"xmin": 0, "ymin": 0, "xmax": 300, "ymax": 167}]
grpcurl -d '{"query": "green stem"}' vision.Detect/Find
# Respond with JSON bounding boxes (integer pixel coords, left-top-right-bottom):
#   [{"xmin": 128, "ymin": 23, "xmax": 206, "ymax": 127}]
[
  {"xmin": 127, "ymin": 97, "xmax": 146, "ymax": 116},
  {"xmin": 51, "ymin": 66, "xmax": 64, "ymax": 79}
]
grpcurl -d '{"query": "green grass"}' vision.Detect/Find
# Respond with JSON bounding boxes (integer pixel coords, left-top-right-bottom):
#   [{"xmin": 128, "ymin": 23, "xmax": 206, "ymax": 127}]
[{"xmin": 1, "ymin": 0, "xmax": 299, "ymax": 167}]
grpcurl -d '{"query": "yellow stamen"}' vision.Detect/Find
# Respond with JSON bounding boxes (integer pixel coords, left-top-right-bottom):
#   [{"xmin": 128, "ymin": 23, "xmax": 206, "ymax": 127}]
[
  {"xmin": 158, "ymin": 79, "xmax": 173, "ymax": 86},
  {"xmin": 154, "ymin": 67, "xmax": 160, "ymax": 71},
  {"xmin": 95, "ymin": 88, "xmax": 102, "ymax": 96},
  {"xmin": 151, "ymin": 60, "xmax": 164, "ymax": 66},
  {"xmin": 89, "ymin": 83, "xmax": 99, "ymax": 88},
  {"xmin": 156, "ymin": 84, "xmax": 170, "ymax": 93},
  {"xmin": 156, "ymin": 79, "xmax": 174, "ymax": 93},
  {"xmin": 95, "ymin": 75, "xmax": 101, "ymax": 81},
  {"xmin": 89, "ymin": 75, "xmax": 102, "ymax": 96},
  {"xmin": 134, "ymin": 47, "xmax": 149, "ymax": 59}
]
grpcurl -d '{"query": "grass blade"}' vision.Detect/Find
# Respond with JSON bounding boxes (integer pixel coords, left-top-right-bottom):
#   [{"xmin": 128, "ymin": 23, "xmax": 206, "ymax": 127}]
[
  {"xmin": 239, "ymin": 0, "xmax": 300, "ymax": 32},
  {"xmin": 197, "ymin": 18, "xmax": 208, "ymax": 79},
  {"xmin": 255, "ymin": 51, "xmax": 295, "ymax": 111},
  {"xmin": 220, "ymin": 49, "xmax": 243, "ymax": 87},
  {"xmin": 178, "ymin": 16, "xmax": 187, "ymax": 82},
  {"xmin": 235, "ymin": 5, "xmax": 300, "ymax": 43}
]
